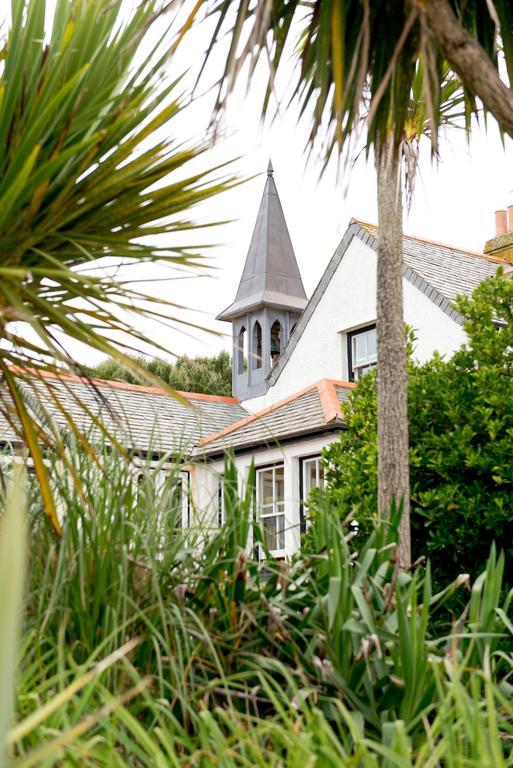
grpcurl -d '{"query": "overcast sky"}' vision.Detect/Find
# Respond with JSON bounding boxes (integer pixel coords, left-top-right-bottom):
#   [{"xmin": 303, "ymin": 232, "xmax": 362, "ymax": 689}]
[{"xmin": 13, "ymin": 3, "xmax": 513, "ymax": 366}]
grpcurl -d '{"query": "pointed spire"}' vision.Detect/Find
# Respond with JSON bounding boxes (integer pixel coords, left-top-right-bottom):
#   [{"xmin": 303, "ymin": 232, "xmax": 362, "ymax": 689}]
[
  {"xmin": 267, "ymin": 158, "xmax": 273, "ymax": 176},
  {"xmin": 217, "ymin": 163, "xmax": 307, "ymax": 322}
]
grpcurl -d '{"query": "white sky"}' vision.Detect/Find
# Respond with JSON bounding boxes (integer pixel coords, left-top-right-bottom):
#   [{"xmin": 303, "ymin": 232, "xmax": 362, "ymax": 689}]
[
  {"xmin": 8, "ymin": 3, "xmax": 513, "ymax": 365},
  {"xmin": 117, "ymin": 4, "xmax": 513, "ymax": 367}
]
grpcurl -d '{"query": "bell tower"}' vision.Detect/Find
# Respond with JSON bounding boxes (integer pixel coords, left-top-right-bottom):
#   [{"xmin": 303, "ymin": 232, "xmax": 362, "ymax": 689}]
[{"xmin": 218, "ymin": 161, "xmax": 307, "ymax": 401}]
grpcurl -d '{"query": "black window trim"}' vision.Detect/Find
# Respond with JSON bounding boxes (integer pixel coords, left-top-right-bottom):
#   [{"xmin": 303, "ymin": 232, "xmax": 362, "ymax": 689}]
[
  {"xmin": 347, "ymin": 323, "xmax": 377, "ymax": 382},
  {"xmin": 299, "ymin": 453, "xmax": 324, "ymax": 535}
]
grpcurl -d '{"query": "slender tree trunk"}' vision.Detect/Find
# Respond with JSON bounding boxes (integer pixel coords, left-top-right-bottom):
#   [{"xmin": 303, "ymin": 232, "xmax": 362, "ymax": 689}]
[{"xmin": 375, "ymin": 137, "xmax": 411, "ymax": 569}]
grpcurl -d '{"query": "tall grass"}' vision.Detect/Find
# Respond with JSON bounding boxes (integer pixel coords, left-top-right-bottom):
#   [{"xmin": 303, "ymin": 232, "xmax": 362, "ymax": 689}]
[{"xmin": 1, "ymin": 444, "xmax": 513, "ymax": 764}]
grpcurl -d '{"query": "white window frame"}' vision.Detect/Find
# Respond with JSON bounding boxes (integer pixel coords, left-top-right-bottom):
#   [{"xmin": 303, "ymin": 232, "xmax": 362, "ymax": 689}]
[
  {"xmin": 300, "ymin": 455, "xmax": 326, "ymax": 532},
  {"xmin": 349, "ymin": 325, "xmax": 377, "ymax": 380},
  {"xmin": 255, "ymin": 463, "xmax": 286, "ymax": 557}
]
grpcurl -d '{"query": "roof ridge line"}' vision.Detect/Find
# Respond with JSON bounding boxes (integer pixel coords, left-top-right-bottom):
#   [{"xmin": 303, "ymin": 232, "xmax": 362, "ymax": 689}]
[
  {"xmin": 352, "ymin": 217, "xmax": 505, "ymax": 263},
  {"xmin": 199, "ymin": 380, "xmax": 320, "ymax": 446},
  {"xmin": 317, "ymin": 379, "xmax": 355, "ymax": 422},
  {"xmin": 9, "ymin": 366, "xmax": 239, "ymax": 404}
]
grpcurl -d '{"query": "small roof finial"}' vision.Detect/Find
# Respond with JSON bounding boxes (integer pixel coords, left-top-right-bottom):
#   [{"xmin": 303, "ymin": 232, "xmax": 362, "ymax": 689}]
[{"xmin": 267, "ymin": 158, "xmax": 273, "ymax": 177}]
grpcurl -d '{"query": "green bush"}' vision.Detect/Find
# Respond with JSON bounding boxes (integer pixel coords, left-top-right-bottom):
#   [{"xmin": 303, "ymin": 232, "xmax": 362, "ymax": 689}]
[
  {"xmin": 318, "ymin": 270, "xmax": 513, "ymax": 587},
  {"xmin": 90, "ymin": 350, "xmax": 233, "ymax": 397}
]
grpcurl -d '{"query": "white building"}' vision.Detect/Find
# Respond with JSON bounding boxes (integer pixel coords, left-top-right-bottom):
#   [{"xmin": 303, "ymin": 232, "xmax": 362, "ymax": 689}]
[{"xmin": 2, "ymin": 165, "xmax": 506, "ymax": 556}]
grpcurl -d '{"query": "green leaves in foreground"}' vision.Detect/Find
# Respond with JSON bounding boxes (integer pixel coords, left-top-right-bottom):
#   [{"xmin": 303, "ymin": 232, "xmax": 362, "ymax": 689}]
[
  {"xmin": 12, "ymin": 447, "xmax": 513, "ymax": 764},
  {"xmin": 0, "ymin": 0, "xmax": 238, "ymax": 532},
  {"xmin": 0, "ymin": 469, "xmax": 26, "ymax": 768}
]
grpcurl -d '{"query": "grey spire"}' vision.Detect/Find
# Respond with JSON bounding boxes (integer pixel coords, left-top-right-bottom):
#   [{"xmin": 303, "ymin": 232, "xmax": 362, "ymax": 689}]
[{"xmin": 217, "ymin": 163, "xmax": 307, "ymax": 322}]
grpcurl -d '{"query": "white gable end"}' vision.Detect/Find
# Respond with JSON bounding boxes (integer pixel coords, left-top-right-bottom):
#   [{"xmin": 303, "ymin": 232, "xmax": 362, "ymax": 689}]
[{"xmin": 243, "ymin": 230, "xmax": 470, "ymax": 412}]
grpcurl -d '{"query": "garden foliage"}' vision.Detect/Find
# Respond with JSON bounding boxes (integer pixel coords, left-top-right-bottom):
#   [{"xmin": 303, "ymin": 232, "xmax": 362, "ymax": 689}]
[
  {"xmin": 1, "ymin": 444, "xmax": 513, "ymax": 764},
  {"xmin": 318, "ymin": 270, "xmax": 513, "ymax": 585},
  {"xmin": 91, "ymin": 351, "xmax": 233, "ymax": 397}
]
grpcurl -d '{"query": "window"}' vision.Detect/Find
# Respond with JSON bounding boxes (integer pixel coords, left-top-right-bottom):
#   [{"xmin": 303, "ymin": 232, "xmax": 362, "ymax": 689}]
[
  {"xmin": 300, "ymin": 456, "xmax": 325, "ymax": 532},
  {"xmin": 348, "ymin": 325, "xmax": 377, "ymax": 380},
  {"xmin": 270, "ymin": 320, "xmax": 282, "ymax": 366},
  {"xmin": 252, "ymin": 321, "xmax": 262, "ymax": 369},
  {"xmin": 236, "ymin": 326, "xmax": 247, "ymax": 374},
  {"xmin": 161, "ymin": 474, "xmax": 187, "ymax": 528},
  {"xmin": 256, "ymin": 464, "xmax": 285, "ymax": 553},
  {"xmin": 302, "ymin": 456, "xmax": 325, "ymax": 497}
]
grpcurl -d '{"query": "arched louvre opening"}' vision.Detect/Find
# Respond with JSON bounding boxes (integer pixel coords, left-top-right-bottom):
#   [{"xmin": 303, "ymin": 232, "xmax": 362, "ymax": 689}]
[
  {"xmin": 237, "ymin": 326, "xmax": 247, "ymax": 374},
  {"xmin": 270, "ymin": 320, "xmax": 282, "ymax": 366},
  {"xmin": 252, "ymin": 321, "xmax": 262, "ymax": 369}
]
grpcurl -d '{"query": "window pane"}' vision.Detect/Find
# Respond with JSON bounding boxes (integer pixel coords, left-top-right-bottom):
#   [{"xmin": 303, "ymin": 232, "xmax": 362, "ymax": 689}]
[
  {"xmin": 263, "ymin": 515, "xmax": 285, "ymax": 550},
  {"xmin": 303, "ymin": 457, "xmax": 324, "ymax": 497},
  {"xmin": 257, "ymin": 464, "xmax": 285, "ymax": 553},
  {"xmin": 258, "ymin": 469, "xmax": 274, "ymax": 505},
  {"xmin": 274, "ymin": 465, "xmax": 285, "ymax": 501},
  {"xmin": 367, "ymin": 328, "xmax": 377, "ymax": 358},
  {"xmin": 354, "ymin": 333, "xmax": 367, "ymax": 363},
  {"xmin": 304, "ymin": 459, "xmax": 316, "ymax": 496}
]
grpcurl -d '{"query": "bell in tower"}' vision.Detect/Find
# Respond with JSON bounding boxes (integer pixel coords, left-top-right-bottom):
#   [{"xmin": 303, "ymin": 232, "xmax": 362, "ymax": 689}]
[{"xmin": 217, "ymin": 161, "xmax": 307, "ymax": 402}]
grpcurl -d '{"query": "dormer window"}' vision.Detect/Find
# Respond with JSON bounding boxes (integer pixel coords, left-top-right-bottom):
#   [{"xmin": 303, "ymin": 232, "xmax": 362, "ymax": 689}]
[{"xmin": 348, "ymin": 325, "xmax": 377, "ymax": 381}]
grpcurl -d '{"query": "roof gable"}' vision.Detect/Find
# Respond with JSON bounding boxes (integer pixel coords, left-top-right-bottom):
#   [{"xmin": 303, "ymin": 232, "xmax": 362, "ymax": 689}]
[{"xmin": 268, "ymin": 219, "xmax": 501, "ymax": 387}]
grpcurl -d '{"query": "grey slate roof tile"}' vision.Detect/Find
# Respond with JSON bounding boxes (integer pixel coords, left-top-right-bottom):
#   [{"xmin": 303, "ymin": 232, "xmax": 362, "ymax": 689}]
[
  {"xmin": 1, "ymin": 374, "xmax": 247, "ymax": 455},
  {"xmin": 217, "ymin": 165, "xmax": 307, "ymax": 321},
  {"xmin": 198, "ymin": 379, "xmax": 354, "ymax": 456}
]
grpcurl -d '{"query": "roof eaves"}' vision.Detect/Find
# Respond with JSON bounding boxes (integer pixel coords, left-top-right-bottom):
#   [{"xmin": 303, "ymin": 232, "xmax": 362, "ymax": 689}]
[{"xmin": 200, "ymin": 422, "xmax": 346, "ymax": 460}]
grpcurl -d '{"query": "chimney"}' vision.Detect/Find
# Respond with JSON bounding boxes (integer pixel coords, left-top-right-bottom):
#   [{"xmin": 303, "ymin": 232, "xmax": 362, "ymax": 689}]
[
  {"xmin": 508, "ymin": 205, "xmax": 513, "ymax": 233},
  {"xmin": 484, "ymin": 207, "xmax": 513, "ymax": 261},
  {"xmin": 496, "ymin": 209, "xmax": 507, "ymax": 236}
]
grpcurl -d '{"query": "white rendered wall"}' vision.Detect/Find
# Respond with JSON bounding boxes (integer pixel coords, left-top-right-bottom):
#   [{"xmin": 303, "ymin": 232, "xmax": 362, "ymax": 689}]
[
  {"xmin": 191, "ymin": 433, "xmax": 338, "ymax": 556},
  {"xmin": 243, "ymin": 236, "xmax": 467, "ymax": 412}
]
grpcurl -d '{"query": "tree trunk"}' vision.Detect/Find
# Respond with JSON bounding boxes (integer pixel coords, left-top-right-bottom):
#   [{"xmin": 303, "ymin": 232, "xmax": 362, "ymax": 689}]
[{"xmin": 375, "ymin": 137, "xmax": 411, "ymax": 569}]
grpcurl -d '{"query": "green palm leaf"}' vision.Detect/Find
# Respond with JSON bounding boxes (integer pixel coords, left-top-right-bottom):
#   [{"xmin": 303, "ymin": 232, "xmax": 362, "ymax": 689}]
[{"xmin": 0, "ymin": 0, "xmax": 239, "ymax": 531}]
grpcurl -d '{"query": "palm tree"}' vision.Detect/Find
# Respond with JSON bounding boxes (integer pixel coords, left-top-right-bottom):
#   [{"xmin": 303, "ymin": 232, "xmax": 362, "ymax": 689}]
[
  {"xmin": 0, "ymin": 0, "xmax": 237, "ymax": 533},
  {"xmin": 196, "ymin": 1, "xmax": 477, "ymax": 567}
]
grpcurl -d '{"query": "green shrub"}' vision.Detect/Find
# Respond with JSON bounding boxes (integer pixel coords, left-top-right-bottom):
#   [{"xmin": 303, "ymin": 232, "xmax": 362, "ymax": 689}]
[
  {"xmin": 319, "ymin": 270, "xmax": 513, "ymax": 587},
  {"xmin": 90, "ymin": 351, "xmax": 233, "ymax": 397},
  {"xmin": 4, "ymin": 441, "xmax": 513, "ymax": 764}
]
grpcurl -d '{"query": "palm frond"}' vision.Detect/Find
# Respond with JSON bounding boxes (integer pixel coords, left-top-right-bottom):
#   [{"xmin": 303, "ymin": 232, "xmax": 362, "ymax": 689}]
[{"xmin": 0, "ymin": 0, "xmax": 239, "ymax": 531}]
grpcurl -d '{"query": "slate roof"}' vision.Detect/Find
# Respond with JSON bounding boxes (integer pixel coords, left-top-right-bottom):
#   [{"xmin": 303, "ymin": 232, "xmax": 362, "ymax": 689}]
[
  {"xmin": 217, "ymin": 162, "xmax": 308, "ymax": 321},
  {"xmin": 0, "ymin": 372, "xmax": 247, "ymax": 455},
  {"xmin": 268, "ymin": 219, "xmax": 503, "ymax": 387},
  {"xmin": 197, "ymin": 379, "xmax": 355, "ymax": 457},
  {"xmin": 359, "ymin": 221, "xmax": 500, "ymax": 305}
]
